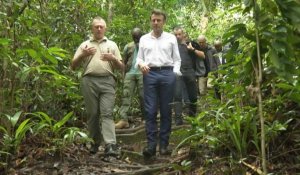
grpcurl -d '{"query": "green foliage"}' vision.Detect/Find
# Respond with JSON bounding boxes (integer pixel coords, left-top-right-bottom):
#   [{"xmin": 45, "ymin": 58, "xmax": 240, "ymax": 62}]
[
  {"xmin": 28, "ymin": 111, "xmax": 91, "ymax": 145},
  {"xmin": 176, "ymin": 97, "xmax": 259, "ymax": 159},
  {"xmin": 0, "ymin": 111, "xmax": 33, "ymax": 171},
  {"xmin": 182, "ymin": 0, "xmax": 300, "ymax": 172},
  {"xmin": 0, "ymin": 110, "xmax": 90, "ymax": 171},
  {"xmin": 1, "ymin": 111, "xmax": 32, "ymax": 154},
  {"xmin": 172, "ymin": 159, "xmax": 192, "ymax": 172},
  {"xmin": 0, "ymin": 0, "xmax": 299, "ymax": 173}
]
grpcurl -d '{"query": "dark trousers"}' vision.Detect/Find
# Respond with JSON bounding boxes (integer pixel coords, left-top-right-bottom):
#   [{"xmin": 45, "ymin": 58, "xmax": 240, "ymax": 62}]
[
  {"xmin": 213, "ymin": 73, "xmax": 221, "ymax": 100},
  {"xmin": 174, "ymin": 71, "xmax": 198, "ymax": 117},
  {"xmin": 143, "ymin": 69, "xmax": 176, "ymax": 150}
]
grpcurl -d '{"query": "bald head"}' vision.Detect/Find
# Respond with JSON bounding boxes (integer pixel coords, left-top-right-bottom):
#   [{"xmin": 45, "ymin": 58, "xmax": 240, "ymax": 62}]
[
  {"xmin": 197, "ymin": 35, "xmax": 206, "ymax": 42},
  {"xmin": 214, "ymin": 40, "xmax": 223, "ymax": 52},
  {"xmin": 197, "ymin": 35, "xmax": 207, "ymax": 49},
  {"xmin": 132, "ymin": 27, "xmax": 142, "ymax": 35},
  {"xmin": 132, "ymin": 27, "xmax": 143, "ymax": 44}
]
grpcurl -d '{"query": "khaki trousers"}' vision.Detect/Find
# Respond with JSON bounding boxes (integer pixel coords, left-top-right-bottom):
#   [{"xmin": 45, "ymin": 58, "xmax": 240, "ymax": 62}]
[
  {"xmin": 198, "ymin": 77, "xmax": 208, "ymax": 96},
  {"xmin": 81, "ymin": 75, "xmax": 116, "ymax": 146}
]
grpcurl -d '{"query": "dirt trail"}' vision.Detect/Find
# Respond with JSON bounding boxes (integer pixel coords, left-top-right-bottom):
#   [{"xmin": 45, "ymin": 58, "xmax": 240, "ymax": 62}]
[{"xmin": 10, "ymin": 122, "xmax": 191, "ymax": 175}]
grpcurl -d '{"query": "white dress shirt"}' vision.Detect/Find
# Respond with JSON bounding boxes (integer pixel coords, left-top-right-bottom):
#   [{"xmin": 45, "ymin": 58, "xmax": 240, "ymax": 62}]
[{"xmin": 135, "ymin": 31, "xmax": 181, "ymax": 73}]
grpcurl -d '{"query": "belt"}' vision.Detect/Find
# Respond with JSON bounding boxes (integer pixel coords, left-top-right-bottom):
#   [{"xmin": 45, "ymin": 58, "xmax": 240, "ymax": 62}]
[
  {"xmin": 150, "ymin": 66, "xmax": 173, "ymax": 71},
  {"xmin": 84, "ymin": 73, "xmax": 112, "ymax": 78}
]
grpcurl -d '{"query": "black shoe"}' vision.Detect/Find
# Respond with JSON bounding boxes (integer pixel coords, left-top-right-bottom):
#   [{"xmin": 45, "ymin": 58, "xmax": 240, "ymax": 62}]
[
  {"xmin": 90, "ymin": 144, "xmax": 99, "ymax": 154},
  {"xmin": 105, "ymin": 144, "xmax": 120, "ymax": 157},
  {"xmin": 175, "ymin": 118, "xmax": 183, "ymax": 126},
  {"xmin": 142, "ymin": 147, "xmax": 156, "ymax": 158},
  {"xmin": 159, "ymin": 147, "xmax": 171, "ymax": 155}
]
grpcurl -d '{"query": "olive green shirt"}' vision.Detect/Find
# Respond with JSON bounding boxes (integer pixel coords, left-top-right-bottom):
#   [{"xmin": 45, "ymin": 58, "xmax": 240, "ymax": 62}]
[{"xmin": 73, "ymin": 37, "xmax": 122, "ymax": 76}]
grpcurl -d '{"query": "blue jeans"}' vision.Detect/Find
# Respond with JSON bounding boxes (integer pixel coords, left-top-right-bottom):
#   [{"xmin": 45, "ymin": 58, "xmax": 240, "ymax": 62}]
[{"xmin": 143, "ymin": 69, "xmax": 176, "ymax": 149}]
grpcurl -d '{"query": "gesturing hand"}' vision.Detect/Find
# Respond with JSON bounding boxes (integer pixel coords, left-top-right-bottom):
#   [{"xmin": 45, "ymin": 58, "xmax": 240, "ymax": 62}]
[
  {"xmin": 81, "ymin": 45, "xmax": 96, "ymax": 57},
  {"xmin": 186, "ymin": 42, "xmax": 194, "ymax": 51},
  {"xmin": 101, "ymin": 53, "xmax": 116, "ymax": 62}
]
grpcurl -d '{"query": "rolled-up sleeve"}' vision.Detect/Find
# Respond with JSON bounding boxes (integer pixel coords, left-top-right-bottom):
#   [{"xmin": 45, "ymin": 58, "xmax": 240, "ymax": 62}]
[
  {"xmin": 135, "ymin": 38, "xmax": 145, "ymax": 68},
  {"xmin": 172, "ymin": 37, "xmax": 181, "ymax": 73}
]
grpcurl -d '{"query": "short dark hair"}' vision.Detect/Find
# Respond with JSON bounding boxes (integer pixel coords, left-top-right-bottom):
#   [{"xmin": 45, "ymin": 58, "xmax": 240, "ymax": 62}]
[{"xmin": 150, "ymin": 9, "xmax": 167, "ymax": 20}]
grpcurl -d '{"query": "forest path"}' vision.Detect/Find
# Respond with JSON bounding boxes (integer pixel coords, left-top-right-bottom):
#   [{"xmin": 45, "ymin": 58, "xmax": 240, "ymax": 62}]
[{"xmin": 12, "ymin": 121, "xmax": 191, "ymax": 175}]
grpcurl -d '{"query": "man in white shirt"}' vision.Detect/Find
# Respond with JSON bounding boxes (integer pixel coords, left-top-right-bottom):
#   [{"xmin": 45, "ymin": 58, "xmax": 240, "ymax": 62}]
[{"xmin": 136, "ymin": 9, "xmax": 181, "ymax": 159}]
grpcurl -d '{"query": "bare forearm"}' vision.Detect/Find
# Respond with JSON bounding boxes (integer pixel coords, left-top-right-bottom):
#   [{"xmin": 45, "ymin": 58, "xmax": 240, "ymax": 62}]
[
  {"xmin": 112, "ymin": 57, "xmax": 125, "ymax": 70},
  {"xmin": 71, "ymin": 55, "xmax": 84, "ymax": 70},
  {"xmin": 187, "ymin": 43, "xmax": 205, "ymax": 59},
  {"xmin": 194, "ymin": 49, "xmax": 205, "ymax": 59}
]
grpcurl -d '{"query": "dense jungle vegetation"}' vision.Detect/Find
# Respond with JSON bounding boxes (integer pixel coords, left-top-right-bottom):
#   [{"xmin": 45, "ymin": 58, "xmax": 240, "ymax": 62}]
[{"xmin": 0, "ymin": 0, "xmax": 300, "ymax": 174}]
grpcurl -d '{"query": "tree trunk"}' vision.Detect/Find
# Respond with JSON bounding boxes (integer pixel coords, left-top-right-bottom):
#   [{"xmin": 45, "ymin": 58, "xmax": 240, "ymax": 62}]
[
  {"xmin": 253, "ymin": 0, "xmax": 267, "ymax": 174},
  {"xmin": 107, "ymin": 0, "xmax": 114, "ymax": 25}
]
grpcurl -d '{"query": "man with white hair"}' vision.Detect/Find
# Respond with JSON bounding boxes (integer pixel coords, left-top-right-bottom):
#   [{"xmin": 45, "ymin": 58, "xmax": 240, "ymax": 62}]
[{"xmin": 71, "ymin": 16, "xmax": 124, "ymax": 157}]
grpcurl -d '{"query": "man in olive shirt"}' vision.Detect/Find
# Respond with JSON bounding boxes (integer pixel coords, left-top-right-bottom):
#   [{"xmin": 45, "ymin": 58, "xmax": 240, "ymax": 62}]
[{"xmin": 71, "ymin": 16, "xmax": 124, "ymax": 157}]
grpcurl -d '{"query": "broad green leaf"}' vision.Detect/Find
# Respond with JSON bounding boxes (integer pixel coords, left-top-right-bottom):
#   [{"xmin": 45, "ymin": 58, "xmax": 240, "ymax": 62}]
[
  {"xmin": 0, "ymin": 38, "xmax": 11, "ymax": 46},
  {"xmin": 53, "ymin": 112, "xmax": 74, "ymax": 132},
  {"xmin": 0, "ymin": 150, "xmax": 11, "ymax": 155},
  {"xmin": 43, "ymin": 52, "xmax": 58, "ymax": 65},
  {"xmin": 40, "ymin": 69, "xmax": 61, "ymax": 76},
  {"xmin": 262, "ymin": 0, "xmax": 278, "ymax": 15},
  {"xmin": 33, "ymin": 123, "xmax": 49, "ymax": 133},
  {"xmin": 275, "ymin": 83, "xmax": 294, "ymax": 90},
  {"xmin": 15, "ymin": 118, "xmax": 31, "ymax": 139},
  {"xmin": 77, "ymin": 131, "xmax": 89, "ymax": 138},
  {"xmin": 48, "ymin": 47, "xmax": 68, "ymax": 59},
  {"xmin": 27, "ymin": 49, "xmax": 43, "ymax": 63},
  {"xmin": 0, "ymin": 126, "xmax": 8, "ymax": 134},
  {"xmin": 289, "ymin": 93, "xmax": 300, "ymax": 103},
  {"xmin": 31, "ymin": 112, "xmax": 54, "ymax": 125},
  {"xmin": 269, "ymin": 48, "xmax": 281, "ymax": 70},
  {"xmin": 5, "ymin": 111, "xmax": 22, "ymax": 128}
]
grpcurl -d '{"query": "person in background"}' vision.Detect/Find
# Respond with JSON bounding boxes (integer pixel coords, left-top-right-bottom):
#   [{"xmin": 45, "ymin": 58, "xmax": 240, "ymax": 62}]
[
  {"xmin": 173, "ymin": 26, "xmax": 204, "ymax": 125},
  {"xmin": 71, "ymin": 16, "xmax": 124, "ymax": 157},
  {"xmin": 195, "ymin": 35, "xmax": 216, "ymax": 96},
  {"xmin": 214, "ymin": 40, "xmax": 226, "ymax": 64},
  {"xmin": 136, "ymin": 9, "xmax": 181, "ymax": 159},
  {"xmin": 213, "ymin": 40, "xmax": 226, "ymax": 100},
  {"xmin": 115, "ymin": 28, "xmax": 144, "ymax": 129}
]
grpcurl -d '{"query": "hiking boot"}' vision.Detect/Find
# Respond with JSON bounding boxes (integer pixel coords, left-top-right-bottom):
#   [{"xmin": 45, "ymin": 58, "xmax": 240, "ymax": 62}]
[
  {"xmin": 104, "ymin": 144, "xmax": 120, "ymax": 157},
  {"xmin": 115, "ymin": 119, "xmax": 129, "ymax": 129},
  {"xmin": 89, "ymin": 144, "xmax": 99, "ymax": 154},
  {"xmin": 142, "ymin": 146, "xmax": 156, "ymax": 159},
  {"xmin": 159, "ymin": 146, "xmax": 171, "ymax": 155},
  {"xmin": 175, "ymin": 117, "xmax": 183, "ymax": 126}
]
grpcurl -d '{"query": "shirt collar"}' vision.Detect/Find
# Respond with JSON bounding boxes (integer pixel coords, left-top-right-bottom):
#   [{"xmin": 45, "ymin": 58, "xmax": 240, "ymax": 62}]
[
  {"xmin": 150, "ymin": 31, "xmax": 164, "ymax": 38},
  {"xmin": 90, "ymin": 36, "xmax": 108, "ymax": 43}
]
